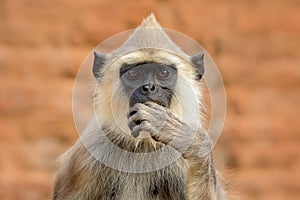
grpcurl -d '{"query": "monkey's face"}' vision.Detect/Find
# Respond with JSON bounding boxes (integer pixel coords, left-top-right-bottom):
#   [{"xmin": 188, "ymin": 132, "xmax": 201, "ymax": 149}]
[
  {"xmin": 119, "ymin": 62, "xmax": 177, "ymax": 108},
  {"xmin": 93, "ymin": 49, "xmax": 204, "ymax": 135}
]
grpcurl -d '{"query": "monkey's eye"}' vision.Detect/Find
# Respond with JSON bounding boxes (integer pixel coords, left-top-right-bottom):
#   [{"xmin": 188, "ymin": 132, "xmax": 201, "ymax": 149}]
[
  {"xmin": 127, "ymin": 69, "xmax": 139, "ymax": 79},
  {"xmin": 157, "ymin": 69, "xmax": 170, "ymax": 79}
]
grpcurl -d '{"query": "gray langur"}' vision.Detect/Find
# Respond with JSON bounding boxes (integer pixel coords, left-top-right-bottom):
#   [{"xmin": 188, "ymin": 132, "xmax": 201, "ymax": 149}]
[{"xmin": 53, "ymin": 14, "xmax": 227, "ymax": 200}]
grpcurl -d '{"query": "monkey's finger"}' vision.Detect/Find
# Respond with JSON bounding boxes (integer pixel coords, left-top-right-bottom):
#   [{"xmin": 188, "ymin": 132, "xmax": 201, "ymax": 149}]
[
  {"xmin": 139, "ymin": 121, "xmax": 159, "ymax": 137},
  {"xmin": 144, "ymin": 101, "xmax": 158, "ymax": 107},
  {"xmin": 126, "ymin": 111, "xmax": 132, "ymax": 119},
  {"xmin": 128, "ymin": 118, "xmax": 145, "ymax": 131},
  {"xmin": 127, "ymin": 110, "xmax": 137, "ymax": 118},
  {"xmin": 131, "ymin": 126, "xmax": 141, "ymax": 138},
  {"xmin": 128, "ymin": 105, "xmax": 139, "ymax": 117},
  {"xmin": 144, "ymin": 101, "xmax": 155, "ymax": 108},
  {"xmin": 128, "ymin": 119, "xmax": 137, "ymax": 131},
  {"xmin": 144, "ymin": 101, "xmax": 164, "ymax": 111},
  {"xmin": 150, "ymin": 132, "xmax": 160, "ymax": 142},
  {"xmin": 128, "ymin": 103, "xmax": 148, "ymax": 117},
  {"xmin": 145, "ymin": 101, "xmax": 166, "ymax": 112},
  {"xmin": 140, "ymin": 121, "xmax": 154, "ymax": 133},
  {"xmin": 130, "ymin": 110, "xmax": 150, "ymax": 121}
]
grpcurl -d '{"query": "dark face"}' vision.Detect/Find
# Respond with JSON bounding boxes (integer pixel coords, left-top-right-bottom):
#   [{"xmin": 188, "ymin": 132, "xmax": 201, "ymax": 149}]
[{"xmin": 120, "ymin": 62, "xmax": 177, "ymax": 108}]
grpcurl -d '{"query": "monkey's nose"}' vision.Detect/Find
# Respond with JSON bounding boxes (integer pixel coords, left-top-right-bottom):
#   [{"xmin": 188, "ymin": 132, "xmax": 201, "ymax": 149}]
[{"xmin": 141, "ymin": 84, "xmax": 156, "ymax": 94}]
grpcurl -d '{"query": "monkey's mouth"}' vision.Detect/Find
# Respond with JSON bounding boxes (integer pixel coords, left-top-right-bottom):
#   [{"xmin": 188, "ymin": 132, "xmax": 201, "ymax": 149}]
[
  {"xmin": 128, "ymin": 85, "xmax": 173, "ymax": 108},
  {"xmin": 129, "ymin": 96, "xmax": 169, "ymax": 108}
]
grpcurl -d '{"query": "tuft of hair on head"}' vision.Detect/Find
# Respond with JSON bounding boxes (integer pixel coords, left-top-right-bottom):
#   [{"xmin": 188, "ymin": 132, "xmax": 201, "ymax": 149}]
[
  {"xmin": 108, "ymin": 13, "xmax": 187, "ymax": 59},
  {"xmin": 140, "ymin": 13, "xmax": 162, "ymax": 28}
]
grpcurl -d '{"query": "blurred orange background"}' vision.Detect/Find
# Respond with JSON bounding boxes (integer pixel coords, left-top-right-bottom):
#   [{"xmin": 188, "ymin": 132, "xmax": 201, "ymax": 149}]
[{"xmin": 0, "ymin": 0, "xmax": 300, "ymax": 199}]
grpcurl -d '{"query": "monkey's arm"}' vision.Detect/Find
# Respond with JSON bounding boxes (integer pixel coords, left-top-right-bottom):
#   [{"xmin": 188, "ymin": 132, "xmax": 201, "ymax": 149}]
[
  {"xmin": 128, "ymin": 102, "xmax": 226, "ymax": 200},
  {"xmin": 179, "ymin": 131, "xmax": 227, "ymax": 200}
]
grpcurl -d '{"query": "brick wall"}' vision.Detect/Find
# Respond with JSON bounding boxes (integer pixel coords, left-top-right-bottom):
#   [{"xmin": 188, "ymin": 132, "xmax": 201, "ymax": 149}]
[{"xmin": 0, "ymin": 0, "xmax": 299, "ymax": 199}]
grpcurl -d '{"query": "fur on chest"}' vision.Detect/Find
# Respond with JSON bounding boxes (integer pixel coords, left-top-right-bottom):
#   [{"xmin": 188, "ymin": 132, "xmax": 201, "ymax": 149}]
[{"xmin": 92, "ymin": 162, "xmax": 188, "ymax": 200}]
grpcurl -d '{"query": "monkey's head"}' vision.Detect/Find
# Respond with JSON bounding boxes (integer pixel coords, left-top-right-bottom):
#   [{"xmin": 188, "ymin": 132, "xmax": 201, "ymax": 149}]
[{"xmin": 92, "ymin": 14, "xmax": 205, "ymax": 136}]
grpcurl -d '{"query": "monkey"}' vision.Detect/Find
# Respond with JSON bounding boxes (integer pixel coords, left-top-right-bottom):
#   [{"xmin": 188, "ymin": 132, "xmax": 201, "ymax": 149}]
[{"xmin": 53, "ymin": 14, "xmax": 227, "ymax": 200}]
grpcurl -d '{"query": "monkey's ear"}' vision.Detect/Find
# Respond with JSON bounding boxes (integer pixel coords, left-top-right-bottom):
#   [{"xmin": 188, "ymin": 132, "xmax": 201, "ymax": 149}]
[
  {"xmin": 191, "ymin": 53, "xmax": 205, "ymax": 81},
  {"xmin": 93, "ymin": 51, "xmax": 107, "ymax": 81}
]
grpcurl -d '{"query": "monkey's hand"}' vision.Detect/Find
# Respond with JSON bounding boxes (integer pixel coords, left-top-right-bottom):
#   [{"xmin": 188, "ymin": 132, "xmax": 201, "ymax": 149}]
[
  {"xmin": 128, "ymin": 102, "xmax": 225, "ymax": 200},
  {"xmin": 127, "ymin": 102, "xmax": 212, "ymax": 159}
]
